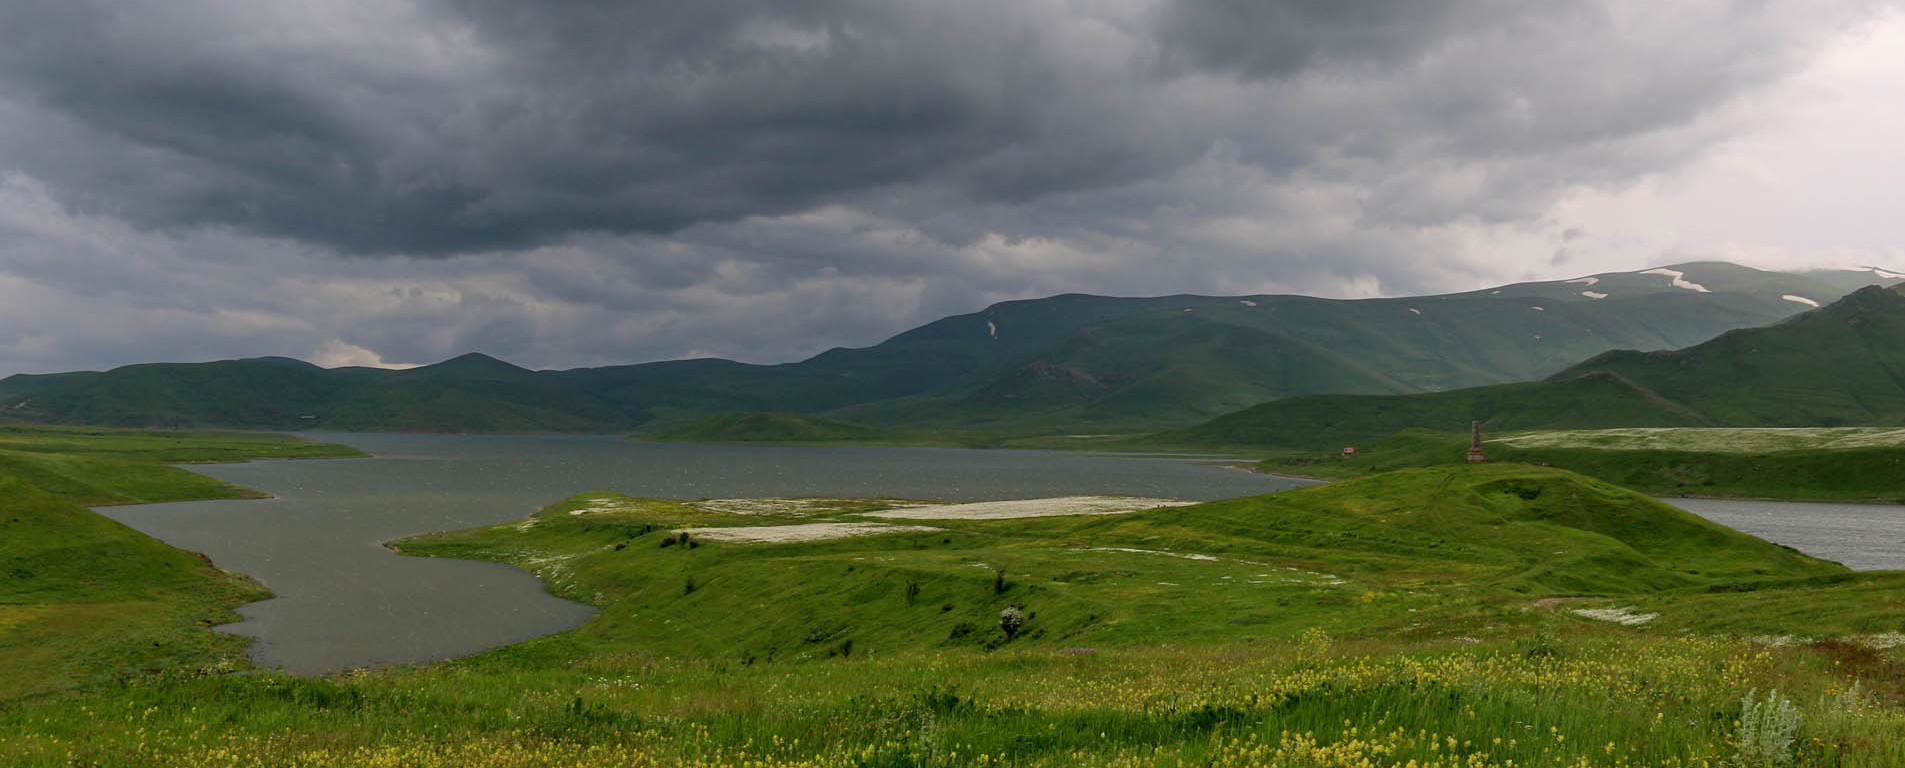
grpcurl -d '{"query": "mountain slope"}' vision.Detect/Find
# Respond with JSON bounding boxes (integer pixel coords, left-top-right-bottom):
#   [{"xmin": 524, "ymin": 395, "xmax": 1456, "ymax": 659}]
[
  {"xmin": 0, "ymin": 354, "xmax": 634, "ymax": 432},
  {"xmin": 1557, "ymin": 284, "xmax": 1905, "ymax": 427},
  {"xmin": 1167, "ymin": 284, "xmax": 1905, "ymax": 450},
  {"xmin": 842, "ymin": 262, "xmax": 1894, "ymax": 430},
  {"xmin": 1157, "ymin": 371, "xmax": 1713, "ymax": 451},
  {"xmin": 0, "ymin": 358, "xmax": 353, "ymax": 430},
  {"xmin": 550, "ymin": 293, "xmax": 1247, "ymax": 420}
]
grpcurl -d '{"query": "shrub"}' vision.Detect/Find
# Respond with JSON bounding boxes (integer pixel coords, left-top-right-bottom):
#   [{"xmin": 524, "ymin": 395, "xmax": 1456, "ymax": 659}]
[
  {"xmin": 998, "ymin": 605, "xmax": 1025, "ymax": 639},
  {"xmin": 1734, "ymin": 688, "xmax": 1800, "ymax": 767},
  {"xmin": 914, "ymin": 684, "xmax": 967, "ymax": 715}
]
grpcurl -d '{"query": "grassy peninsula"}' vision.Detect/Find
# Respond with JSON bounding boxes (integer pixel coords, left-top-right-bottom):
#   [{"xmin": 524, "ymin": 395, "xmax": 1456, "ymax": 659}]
[
  {"xmin": 0, "ymin": 426, "xmax": 361, "ymax": 699},
  {"xmin": 5, "ymin": 461, "xmax": 1904, "ymax": 766},
  {"xmin": 1254, "ymin": 428, "xmax": 1905, "ymax": 503}
]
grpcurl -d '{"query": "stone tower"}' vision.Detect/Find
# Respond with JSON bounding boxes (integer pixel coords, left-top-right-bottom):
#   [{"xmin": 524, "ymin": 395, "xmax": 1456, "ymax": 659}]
[{"xmin": 1467, "ymin": 420, "xmax": 1486, "ymax": 463}]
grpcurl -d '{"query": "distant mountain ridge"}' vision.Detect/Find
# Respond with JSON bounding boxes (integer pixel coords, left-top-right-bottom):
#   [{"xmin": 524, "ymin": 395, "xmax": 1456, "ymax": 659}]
[
  {"xmin": 834, "ymin": 262, "xmax": 1902, "ymax": 430},
  {"xmin": 1, "ymin": 262, "xmax": 1897, "ymax": 433},
  {"xmin": 1163, "ymin": 282, "xmax": 1905, "ymax": 450}
]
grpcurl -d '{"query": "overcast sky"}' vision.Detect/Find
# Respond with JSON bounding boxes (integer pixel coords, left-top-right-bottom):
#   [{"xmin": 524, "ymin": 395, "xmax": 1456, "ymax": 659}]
[{"xmin": 2, "ymin": 0, "xmax": 1902, "ymax": 374}]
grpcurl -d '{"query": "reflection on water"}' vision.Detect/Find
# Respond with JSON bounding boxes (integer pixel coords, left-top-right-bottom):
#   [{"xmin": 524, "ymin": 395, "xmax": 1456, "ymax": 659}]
[{"xmin": 99, "ymin": 434, "xmax": 1312, "ymax": 675}]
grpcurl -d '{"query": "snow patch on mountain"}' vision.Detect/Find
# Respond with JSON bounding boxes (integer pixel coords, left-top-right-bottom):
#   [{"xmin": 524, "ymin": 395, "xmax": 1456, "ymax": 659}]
[{"xmin": 1639, "ymin": 268, "xmax": 1710, "ymax": 293}]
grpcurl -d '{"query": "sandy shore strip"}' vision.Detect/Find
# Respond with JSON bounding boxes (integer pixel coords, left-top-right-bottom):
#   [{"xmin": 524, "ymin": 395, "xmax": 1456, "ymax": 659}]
[
  {"xmin": 862, "ymin": 495, "xmax": 1196, "ymax": 520},
  {"xmin": 678, "ymin": 522, "xmax": 940, "ymax": 544},
  {"xmin": 687, "ymin": 498, "xmax": 945, "ymax": 517},
  {"xmin": 1571, "ymin": 606, "xmax": 1659, "ymax": 626}
]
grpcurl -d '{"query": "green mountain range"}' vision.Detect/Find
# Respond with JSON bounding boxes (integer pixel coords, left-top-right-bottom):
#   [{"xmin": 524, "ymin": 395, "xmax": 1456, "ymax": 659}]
[
  {"xmin": 1164, "ymin": 282, "xmax": 1905, "ymax": 450},
  {"xmin": 1, "ymin": 262, "xmax": 1895, "ymax": 433}
]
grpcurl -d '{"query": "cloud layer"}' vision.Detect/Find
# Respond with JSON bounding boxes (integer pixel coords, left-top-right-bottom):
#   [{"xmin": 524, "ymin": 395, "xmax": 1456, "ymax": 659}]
[{"xmin": 0, "ymin": 0, "xmax": 1895, "ymax": 373}]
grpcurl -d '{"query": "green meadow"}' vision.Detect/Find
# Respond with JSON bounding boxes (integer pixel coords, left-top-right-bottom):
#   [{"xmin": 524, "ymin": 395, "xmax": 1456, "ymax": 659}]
[
  {"xmin": 4, "ymin": 431, "xmax": 1904, "ymax": 767},
  {"xmin": 1259, "ymin": 428, "xmax": 1905, "ymax": 503}
]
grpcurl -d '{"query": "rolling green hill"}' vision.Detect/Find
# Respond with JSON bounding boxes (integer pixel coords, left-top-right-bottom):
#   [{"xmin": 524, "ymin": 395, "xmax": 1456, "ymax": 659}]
[
  {"xmin": 395, "ymin": 463, "xmax": 1847, "ymax": 663},
  {"xmin": 1168, "ymin": 284, "xmax": 1905, "ymax": 451},
  {"xmin": 1253, "ymin": 428, "xmax": 1905, "ymax": 502},
  {"xmin": 1, "ymin": 262, "xmax": 1893, "ymax": 434}
]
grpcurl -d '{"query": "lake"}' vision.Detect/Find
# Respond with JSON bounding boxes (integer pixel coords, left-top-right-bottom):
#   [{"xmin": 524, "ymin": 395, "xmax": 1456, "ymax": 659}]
[
  {"xmin": 99, "ymin": 434, "xmax": 1311, "ymax": 675},
  {"xmin": 1661, "ymin": 497, "xmax": 1905, "ymax": 572}
]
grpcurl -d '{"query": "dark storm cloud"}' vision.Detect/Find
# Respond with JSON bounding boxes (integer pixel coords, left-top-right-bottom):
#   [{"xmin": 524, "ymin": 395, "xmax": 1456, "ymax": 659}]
[
  {"xmin": 0, "ymin": 0, "xmax": 1083, "ymax": 254},
  {"xmin": 1154, "ymin": 0, "xmax": 1542, "ymax": 78},
  {"xmin": 0, "ymin": 0, "xmax": 1893, "ymax": 375},
  {"xmin": 1, "ymin": 0, "xmax": 1880, "ymax": 258}
]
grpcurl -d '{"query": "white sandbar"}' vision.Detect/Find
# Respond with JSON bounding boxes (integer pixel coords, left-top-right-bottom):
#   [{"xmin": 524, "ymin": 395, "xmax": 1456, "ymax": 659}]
[
  {"xmin": 680, "ymin": 522, "xmax": 940, "ymax": 544},
  {"xmin": 862, "ymin": 495, "xmax": 1195, "ymax": 520}
]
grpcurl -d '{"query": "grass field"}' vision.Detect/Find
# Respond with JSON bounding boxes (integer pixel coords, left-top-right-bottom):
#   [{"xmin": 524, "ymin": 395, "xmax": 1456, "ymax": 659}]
[{"xmin": 6, "ymin": 462, "xmax": 1904, "ymax": 766}]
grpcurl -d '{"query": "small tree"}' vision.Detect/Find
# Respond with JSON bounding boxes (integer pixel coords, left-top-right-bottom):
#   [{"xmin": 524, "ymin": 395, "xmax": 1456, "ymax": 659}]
[{"xmin": 998, "ymin": 605, "xmax": 1025, "ymax": 639}]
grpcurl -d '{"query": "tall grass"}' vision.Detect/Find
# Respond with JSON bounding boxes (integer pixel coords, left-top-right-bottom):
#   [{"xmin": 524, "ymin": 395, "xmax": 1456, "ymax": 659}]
[{"xmin": 3, "ymin": 637, "xmax": 1902, "ymax": 766}]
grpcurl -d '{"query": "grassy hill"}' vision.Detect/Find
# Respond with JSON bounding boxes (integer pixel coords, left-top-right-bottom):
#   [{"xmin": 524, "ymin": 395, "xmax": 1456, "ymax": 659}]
[
  {"xmin": 1265, "ymin": 428, "xmax": 1905, "ymax": 502},
  {"xmin": 4, "ymin": 262, "xmax": 1889, "ymax": 435},
  {"xmin": 381, "ymin": 464, "xmax": 1847, "ymax": 665}
]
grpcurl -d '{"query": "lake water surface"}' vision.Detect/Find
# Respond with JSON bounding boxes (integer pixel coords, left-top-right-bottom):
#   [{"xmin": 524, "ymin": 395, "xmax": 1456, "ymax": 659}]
[
  {"xmin": 1660, "ymin": 498, "xmax": 1905, "ymax": 571},
  {"xmin": 100, "ymin": 434, "xmax": 1310, "ymax": 675}
]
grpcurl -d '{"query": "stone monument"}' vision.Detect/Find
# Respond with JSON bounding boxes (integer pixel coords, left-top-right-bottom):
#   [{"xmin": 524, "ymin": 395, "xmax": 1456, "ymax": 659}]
[{"xmin": 1467, "ymin": 420, "xmax": 1486, "ymax": 463}]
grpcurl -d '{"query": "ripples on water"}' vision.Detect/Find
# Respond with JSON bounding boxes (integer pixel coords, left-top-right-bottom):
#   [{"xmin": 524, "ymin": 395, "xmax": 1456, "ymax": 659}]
[{"xmin": 1662, "ymin": 497, "xmax": 1905, "ymax": 571}]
